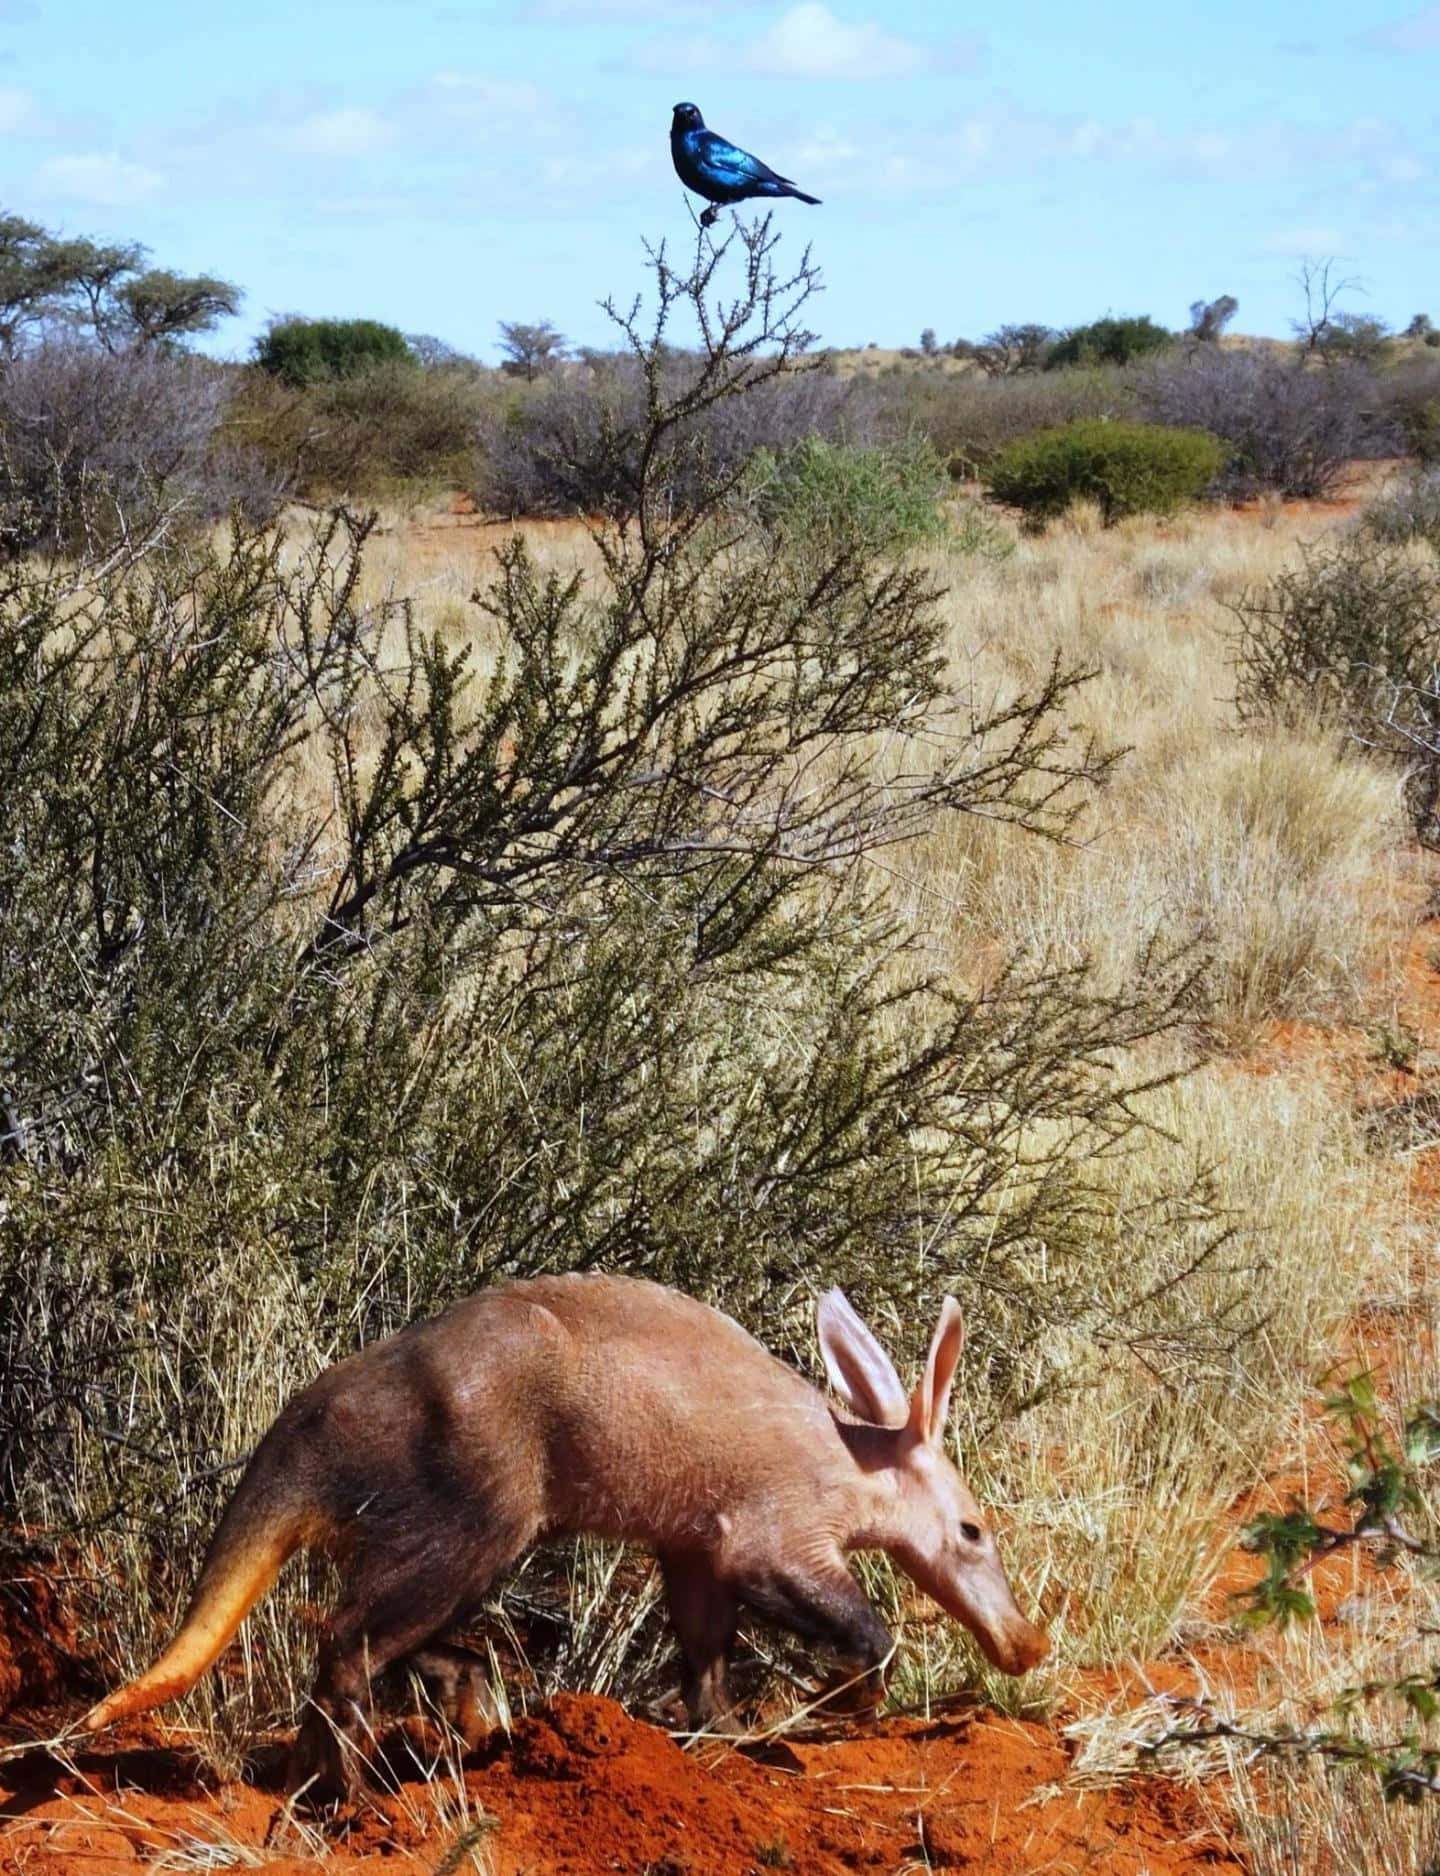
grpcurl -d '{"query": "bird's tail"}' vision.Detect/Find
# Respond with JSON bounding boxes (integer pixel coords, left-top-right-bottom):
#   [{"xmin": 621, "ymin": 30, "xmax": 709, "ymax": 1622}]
[
  {"xmin": 789, "ymin": 189, "xmax": 822, "ymax": 206},
  {"xmin": 82, "ymin": 1452, "xmax": 316, "ymax": 1731}
]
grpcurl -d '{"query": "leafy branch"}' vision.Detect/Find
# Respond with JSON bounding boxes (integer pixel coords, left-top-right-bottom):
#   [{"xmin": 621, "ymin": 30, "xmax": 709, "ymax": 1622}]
[{"xmin": 1148, "ymin": 1370, "xmax": 1440, "ymax": 1800}]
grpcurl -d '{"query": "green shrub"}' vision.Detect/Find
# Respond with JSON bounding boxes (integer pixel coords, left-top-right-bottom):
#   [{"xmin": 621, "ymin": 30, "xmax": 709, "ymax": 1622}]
[
  {"xmin": 752, "ymin": 434, "xmax": 949, "ymax": 557},
  {"xmin": 1045, "ymin": 315, "xmax": 1173, "ymax": 370},
  {"xmin": 982, "ymin": 419, "xmax": 1224, "ymax": 527},
  {"xmin": 1232, "ymin": 534, "xmax": 1440, "ymax": 730},
  {"xmin": 255, "ymin": 315, "xmax": 414, "ymax": 387}
]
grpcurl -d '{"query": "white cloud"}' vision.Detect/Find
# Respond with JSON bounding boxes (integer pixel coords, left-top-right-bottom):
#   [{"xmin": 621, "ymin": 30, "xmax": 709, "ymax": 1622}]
[
  {"xmin": 635, "ymin": 4, "xmax": 974, "ymax": 80},
  {"xmin": 0, "ymin": 83, "xmax": 29, "ymax": 132},
  {"xmin": 746, "ymin": 4, "xmax": 933, "ymax": 78},
  {"xmin": 426, "ymin": 75, "xmax": 548, "ymax": 122},
  {"xmin": 1261, "ymin": 226, "xmax": 1345, "ymax": 254},
  {"xmin": 39, "ymin": 152, "xmax": 164, "ymax": 205},
  {"xmin": 533, "ymin": 0, "xmax": 755, "ymax": 13},
  {"xmin": 1363, "ymin": 5, "xmax": 1440, "ymax": 50},
  {"xmin": 287, "ymin": 107, "xmax": 394, "ymax": 158}
]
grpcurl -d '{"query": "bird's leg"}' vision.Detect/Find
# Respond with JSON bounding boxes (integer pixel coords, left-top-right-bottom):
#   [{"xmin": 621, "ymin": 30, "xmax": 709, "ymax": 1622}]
[{"xmin": 700, "ymin": 204, "xmax": 720, "ymax": 229}]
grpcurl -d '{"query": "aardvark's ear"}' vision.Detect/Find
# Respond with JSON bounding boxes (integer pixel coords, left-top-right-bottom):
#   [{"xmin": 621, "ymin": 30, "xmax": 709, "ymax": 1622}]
[
  {"xmin": 816, "ymin": 1289, "xmax": 910, "ymax": 1428},
  {"xmin": 908, "ymin": 1297, "xmax": 965, "ymax": 1446}
]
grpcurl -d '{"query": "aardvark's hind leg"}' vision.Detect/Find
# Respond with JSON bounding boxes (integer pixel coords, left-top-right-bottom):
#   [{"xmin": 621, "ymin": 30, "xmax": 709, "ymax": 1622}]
[{"xmin": 288, "ymin": 1520, "xmax": 531, "ymax": 1800}]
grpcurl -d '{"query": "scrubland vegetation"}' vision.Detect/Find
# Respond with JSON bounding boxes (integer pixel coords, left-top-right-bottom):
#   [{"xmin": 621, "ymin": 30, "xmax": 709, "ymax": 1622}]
[{"xmin": 5, "ymin": 205, "xmax": 1440, "ymax": 1869}]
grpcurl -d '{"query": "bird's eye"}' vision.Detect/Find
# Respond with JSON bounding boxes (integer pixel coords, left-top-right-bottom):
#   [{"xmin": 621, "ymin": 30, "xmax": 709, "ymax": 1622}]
[{"xmin": 960, "ymin": 1521, "xmax": 982, "ymax": 1544}]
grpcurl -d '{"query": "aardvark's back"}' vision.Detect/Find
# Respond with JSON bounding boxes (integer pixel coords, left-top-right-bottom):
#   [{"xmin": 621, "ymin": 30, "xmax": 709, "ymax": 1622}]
[{"xmin": 418, "ymin": 1273, "xmax": 836, "ymax": 1544}]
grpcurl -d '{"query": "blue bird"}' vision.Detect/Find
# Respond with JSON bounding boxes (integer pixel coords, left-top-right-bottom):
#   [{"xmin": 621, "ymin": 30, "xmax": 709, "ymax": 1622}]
[{"xmin": 670, "ymin": 102, "xmax": 821, "ymax": 229}]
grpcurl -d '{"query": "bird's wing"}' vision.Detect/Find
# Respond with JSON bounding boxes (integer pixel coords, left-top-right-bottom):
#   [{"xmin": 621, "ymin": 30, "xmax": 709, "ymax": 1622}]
[{"xmin": 696, "ymin": 129, "xmax": 785, "ymax": 187}]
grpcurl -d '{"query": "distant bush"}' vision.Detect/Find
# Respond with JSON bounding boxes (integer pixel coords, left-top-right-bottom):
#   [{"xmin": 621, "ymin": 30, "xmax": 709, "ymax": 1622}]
[
  {"xmin": 974, "ymin": 323, "xmax": 1057, "ymax": 376},
  {"xmin": 752, "ymin": 434, "xmax": 949, "ymax": 558},
  {"xmin": 474, "ymin": 355, "xmax": 879, "ymax": 518},
  {"xmin": 1136, "ymin": 351, "xmax": 1391, "ymax": 498},
  {"xmin": 1380, "ymin": 357, "xmax": 1440, "ymax": 465},
  {"xmin": 891, "ymin": 367, "xmax": 1134, "ymax": 479},
  {"xmin": 1315, "ymin": 311, "xmax": 1392, "ymax": 368},
  {"xmin": 1046, "ymin": 316, "xmax": 1173, "ymax": 370},
  {"xmin": 982, "ymin": 419, "xmax": 1224, "ymax": 528},
  {"xmin": 1364, "ymin": 469, "xmax": 1440, "ymax": 556},
  {"xmin": 0, "ymin": 341, "xmax": 278, "ymax": 557},
  {"xmin": 1187, "ymin": 295, "xmax": 1239, "ymax": 344},
  {"xmin": 1231, "ymin": 534, "xmax": 1440, "ymax": 847},
  {"xmin": 255, "ymin": 316, "xmax": 414, "ymax": 387},
  {"xmin": 226, "ymin": 358, "xmax": 495, "ymax": 497}
]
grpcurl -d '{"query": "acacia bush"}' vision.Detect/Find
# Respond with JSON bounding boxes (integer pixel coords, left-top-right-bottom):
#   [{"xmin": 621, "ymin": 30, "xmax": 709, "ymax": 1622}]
[
  {"xmin": 0, "ymin": 221, "xmax": 1243, "ymax": 1745},
  {"xmin": 1365, "ymin": 468, "xmax": 1440, "ymax": 556},
  {"xmin": 1136, "ymin": 350, "xmax": 1391, "ymax": 498},
  {"xmin": 1381, "ymin": 356, "xmax": 1440, "ymax": 465},
  {"xmin": 1046, "ymin": 315, "xmax": 1173, "ymax": 370},
  {"xmin": 983, "ymin": 419, "xmax": 1224, "ymax": 528}
]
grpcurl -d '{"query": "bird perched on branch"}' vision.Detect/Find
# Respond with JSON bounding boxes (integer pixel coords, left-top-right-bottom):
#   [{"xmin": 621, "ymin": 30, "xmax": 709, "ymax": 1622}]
[{"xmin": 670, "ymin": 102, "xmax": 821, "ymax": 229}]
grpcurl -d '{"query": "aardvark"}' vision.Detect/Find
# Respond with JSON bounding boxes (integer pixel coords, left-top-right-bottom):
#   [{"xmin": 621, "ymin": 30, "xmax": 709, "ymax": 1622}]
[{"xmin": 82, "ymin": 1273, "xmax": 1047, "ymax": 1794}]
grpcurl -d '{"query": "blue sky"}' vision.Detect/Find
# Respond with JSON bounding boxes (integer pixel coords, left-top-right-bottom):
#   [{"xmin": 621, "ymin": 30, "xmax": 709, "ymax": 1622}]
[{"xmin": 1, "ymin": 0, "xmax": 1435, "ymax": 360}]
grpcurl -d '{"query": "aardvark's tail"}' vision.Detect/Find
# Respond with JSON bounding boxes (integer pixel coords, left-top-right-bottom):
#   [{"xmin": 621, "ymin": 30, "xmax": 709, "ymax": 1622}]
[{"xmin": 82, "ymin": 1458, "xmax": 313, "ymax": 1731}]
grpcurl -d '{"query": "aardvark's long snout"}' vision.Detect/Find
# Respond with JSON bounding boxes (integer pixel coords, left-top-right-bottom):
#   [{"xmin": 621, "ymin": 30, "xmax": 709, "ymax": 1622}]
[
  {"xmin": 971, "ymin": 1606, "xmax": 1049, "ymax": 1675},
  {"xmin": 908, "ymin": 1546, "xmax": 1049, "ymax": 1674}
]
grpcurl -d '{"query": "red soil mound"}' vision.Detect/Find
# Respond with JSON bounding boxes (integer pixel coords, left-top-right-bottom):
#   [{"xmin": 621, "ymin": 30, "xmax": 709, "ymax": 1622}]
[{"xmin": 1, "ymin": 1693, "xmax": 1240, "ymax": 1876}]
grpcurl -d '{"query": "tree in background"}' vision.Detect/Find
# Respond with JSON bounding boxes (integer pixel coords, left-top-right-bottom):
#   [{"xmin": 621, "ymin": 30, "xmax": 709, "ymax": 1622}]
[
  {"xmin": 0, "ymin": 212, "xmax": 239, "ymax": 356},
  {"xmin": 255, "ymin": 316, "xmax": 415, "ymax": 387},
  {"xmin": 497, "ymin": 319, "xmax": 569, "ymax": 380},
  {"xmin": 1046, "ymin": 314, "xmax": 1173, "ymax": 370},
  {"xmin": 1318, "ymin": 310, "xmax": 1393, "ymax": 368},
  {"xmin": 1290, "ymin": 258, "xmax": 1365, "ymax": 364},
  {"xmin": 1188, "ymin": 294, "xmax": 1239, "ymax": 343},
  {"xmin": 975, "ymin": 323, "xmax": 1056, "ymax": 376}
]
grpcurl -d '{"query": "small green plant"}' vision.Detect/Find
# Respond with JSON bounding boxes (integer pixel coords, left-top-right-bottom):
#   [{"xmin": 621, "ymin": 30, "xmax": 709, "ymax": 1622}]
[
  {"xmin": 1372, "ymin": 1022, "xmax": 1421, "ymax": 1073},
  {"xmin": 982, "ymin": 419, "xmax": 1224, "ymax": 528},
  {"xmin": 754, "ymin": 1838, "xmax": 793, "ymax": 1868},
  {"xmin": 256, "ymin": 315, "xmax": 415, "ymax": 386},
  {"xmin": 752, "ymin": 433, "xmax": 950, "ymax": 557},
  {"xmin": 948, "ymin": 500, "xmax": 1016, "ymax": 561},
  {"xmin": 1151, "ymin": 1372, "xmax": 1440, "ymax": 1800}
]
